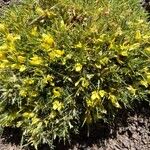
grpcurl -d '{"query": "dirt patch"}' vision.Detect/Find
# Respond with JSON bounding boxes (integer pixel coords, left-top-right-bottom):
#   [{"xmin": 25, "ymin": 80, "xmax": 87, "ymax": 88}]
[{"xmin": 0, "ymin": 128, "xmax": 23, "ymax": 150}]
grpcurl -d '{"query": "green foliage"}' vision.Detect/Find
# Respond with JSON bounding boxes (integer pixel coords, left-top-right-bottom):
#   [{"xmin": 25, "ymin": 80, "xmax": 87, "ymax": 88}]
[{"xmin": 0, "ymin": 0, "xmax": 150, "ymax": 148}]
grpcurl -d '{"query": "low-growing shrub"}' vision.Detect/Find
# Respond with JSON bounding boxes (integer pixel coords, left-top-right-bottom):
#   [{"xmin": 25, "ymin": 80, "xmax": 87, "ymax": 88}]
[{"xmin": 0, "ymin": 0, "xmax": 150, "ymax": 149}]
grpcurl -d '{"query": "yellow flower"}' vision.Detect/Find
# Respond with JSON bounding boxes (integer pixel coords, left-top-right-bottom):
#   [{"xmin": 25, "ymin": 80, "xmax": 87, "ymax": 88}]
[
  {"xmin": 146, "ymin": 74, "xmax": 150, "ymax": 83},
  {"xmin": 23, "ymin": 112, "xmax": 35, "ymax": 118},
  {"xmin": 52, "ymin": 100, "xmax": 64, "ymax": 111},
  {"xmin": 140, "ymin": 80, "xmax": 148, "ymax": 88},
  {"xmin": 143, "ymin": 35, "xmax": 149, "ymax": 40},
  {"xmin": 31, "ymin": 117, "xmax": 40, "ymax": 124},
  {"xmin": 41, "ymin": 43, "xmax": 50, "ymax": 50},
  {"xmin": 6, "ymin": 33, "xmax": 20, "ymax": 42},
  {"xmin": 91, "ymin": 91, "xmax": 100, "ymax": 100},
  {"xmin": 49, "ymin": 111, "xmax": 56, "ymax": 119},
  {"xmin": 120, "ymin": 50, "xmax": 128, "ymax": 56},
  {"xmin": 0, "ymin": 63, "xmax": 6, "ymax": 69},
  {"xmin": 18, "ymin": 56, "xmax": 25, "ymax": 63},
  {"xmin": 29, "ymin": 55, "xmax": 43, "ymax": 66},
  {"xmin": 30, "ymin": 91, "xmax": 38, "ymax": 97},
  {"xmin": 115, "ymin": 27, "xmax": 123, "ymax": 36},
  {"xmin": 75, "ymin": 42, "xmax": 82, "ymax": 48},
  {"xmin": 23, "ymin": 78, "xmax": 34, "ymax": 85},
  {"xmin": 45, "ymin": 10, "xmax": 56, "ymax": 18},
  {"xmin": 36, "ymin": 7, "xmax": 45, "ymax": 16},
  {"xmin": 100, "ymin": 57, "xmax": 109, "ymax": 65},
  {"xmin": 19, "ymin": 89, "xmax": 27, "ymax": 97},
  {"xmin": 127, "ymin": 85, "xmax": 136, "ymax": 95},
  {"xmin": 31, "ymin": 26, "xmax": 38, "ymax": 36},
  {"xmin": 75, "ymin": 63, "xmax": 82, "ymax": 72},
  {"xmin": 135, "ymin": 30, "xmax": 141, "ymax": 40},
  {"xmin": 19, "ymin": 65, "xmax": 26, "ymax": 72},
  {"xmin": 137, "ymin": 19, "xmax": 144, "ymax": 24},
  {"xmin": 0, "ymin": 23, "xmax": 6, "ymax": 32},
  {"xmin": 55, "ymin": 50, "xmax": 64, "ymax": 57},
  {"xmin": 99, "ymin": 90, "xmax": 106, "ymax": 98},
  {"xmin": 86, "ymin": 99, "xmax": 94, "ymax": 107},
  {"xmin": 48, "ymin": 50, "xmax": 64, "ymax": 59},
  {"xmin": 95, "ymin": 63, "xmax": 101, "ymax": 69},
  {"xmin": 11, "ymin": 64, "xmax": 19, "ymax": 69},
  {"xmin": 0, "ymin": 52, "xmax": 6, "ymax": 59},
  {"xmin": 81, "ymin": 78, "xmax": 89, "ymax": 88},
  {"xmin": 43, "ymin": 75, "xmax": 54, "ymax": 84},
  {"xmin": 0, "ymin": 60, "xmax": 9, "ymax": 68},
  {"xmin": 8, "ymin": 43, "xmax": 16, "ymax": 51},
  {"xmin": 42, "ymin": 33, "xmax": 54, "ymax": 48},
  {"xmin": 129, "ymin": 43, "xmax": 140, "ymax": 51},
  {"xmin": 0, "ymin": 44, "xmax": 8, "ymax": 50},
  {"xmin": 36, "ymin": 6, "xmax": 56, "ymax": 18},
  {"xmin": 96, "ymin": 34, "xmax": 106, "ymax": 43},
  {"xmin": 108, "ymin": 94, "xmax": 121, "ymax": 108},
  {"xmin": 53, "ymin": 87, "xmax": 62, "ymax": 97},
  {"xmin": 145, "ymin": 47, "xmax": 150, "ymax": 53},
  {"xmin": 46, "ymin": 75, "xmax": 53, "ymax": 82}
]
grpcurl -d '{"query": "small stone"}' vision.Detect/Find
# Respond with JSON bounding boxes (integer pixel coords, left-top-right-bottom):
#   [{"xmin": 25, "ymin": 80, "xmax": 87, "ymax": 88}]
[
  {"xmin": 132, "ymin": 133, "xmax": 139, "ymax": 140},
  {"xmin": 131, "ymin": 126, "xmax": 136, "ymax": 131},
  {"xmin": 130, "ymin": 148, "xmax": 136, "ymax": 150}
]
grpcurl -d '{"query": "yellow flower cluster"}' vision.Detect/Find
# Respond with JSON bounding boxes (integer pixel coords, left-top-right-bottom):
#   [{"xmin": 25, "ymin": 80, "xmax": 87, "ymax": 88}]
[
  {"xmin": 52, "ymin": 100, "xmax": 64, "ymax": 111},
  {"xmin": 40, "ymin": 33, "xmax": 65, "ymax": 61},
  {"xmin": 135, "ymin": 30, "xmax": 142, "ymax": 40},
  {"xmin": 0, "ymin": 26, "xmax": 22, "ymax": 70},
  {"xmin": 19, "ymin": 87, "xmax": 38, "ymax": 98},
  {"xmin": 53, "ymin": 87, "xmax": 62, "ymax": 97},
  {"xmin": 19, "ymin": 89, "xmax": 28, "ymax": 97},
  {"xmin": 42, "ymin": 75, "xmax": 54, "ymax": 84},
  {"xmin": 6, "ymin": 33, "xmax": 20, "ymax": 43},
  {"xmin": 41, "ymin": 33, "xmax": 55, "ymax": 50},
  {"xmin": 74, "ymin": 63, "xmax": 82, "ymax": 72},
  {"xmin": 36, "ymin": 6, "xmax": 56, "ymax": 18},
  {"xmin": 0, "ymin": 23, "xmax": 6, "ymax": 32},
  {"xmin": 22, "ymin": 78, "xmax": 34, "ymax": 85},
  {"xmin": 48, "ymin": 49, "xmax": 64, "ymax": 60},
  {"xmin": 29, "ymin": 55, "xmax": 43, "ymax": 66},
  {"xmin": 86, "ymin": 90, "xmax": 106, "ymax": 107},
  {"xmin": 31, "ymin": 27, "xmax": 38, "ymax": 36}
]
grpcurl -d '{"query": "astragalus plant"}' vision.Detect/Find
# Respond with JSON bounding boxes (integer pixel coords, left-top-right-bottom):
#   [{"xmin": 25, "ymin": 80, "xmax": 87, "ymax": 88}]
[{"xmin": 0, "ymin": 0, "xmax": 150, "ymax": 149}]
